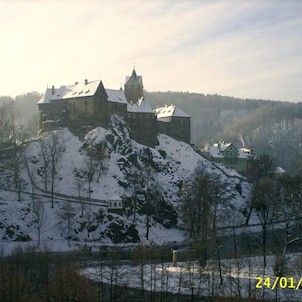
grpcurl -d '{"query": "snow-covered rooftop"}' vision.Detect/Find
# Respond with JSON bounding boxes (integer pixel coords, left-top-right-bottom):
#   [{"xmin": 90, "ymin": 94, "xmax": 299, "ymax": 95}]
[
  {"xmin": 155, "ymin": 104, "xmax": 190, "ymax": 118},
  {"xmin": 238, "ymin": 148, "xmax": 252, "ymax": 159},
  {"xmin": 208, "ymin": 146, "xmax": 224, "ymax": 158},
  {"xmin": 275, "ymin": 166, "xmax": 287, "ymax": 174},
  {"xmin": 213, "ymin": 142, "xmax": 232, "ymax": 151},
  {"xmin": 108, "ymin": 194, "xmax": 122, "ymax": 201},
  {"xmin": 38, "ymin": 80, "xmax": 102, "ymax": 104},
  {"xmin": 105, "ymin": 88, "xmax": 127, "ymax": 104},
  {"xmin": 127, "ymin": 97, "xmax": 154, "ymax": 113},
  {"xmin": 207, "ymin": 142, "xmax": 251, "ymax": 159}
]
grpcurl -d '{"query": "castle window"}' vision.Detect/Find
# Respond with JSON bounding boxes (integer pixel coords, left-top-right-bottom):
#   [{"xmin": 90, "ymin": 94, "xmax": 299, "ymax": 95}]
[{"xmin": 85, "ymin": 100, "xmax": 88, "ymax": 113}]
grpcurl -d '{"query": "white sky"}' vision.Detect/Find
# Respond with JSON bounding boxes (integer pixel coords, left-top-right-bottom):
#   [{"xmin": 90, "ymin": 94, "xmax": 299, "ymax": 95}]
[{"xmin": 1, "ymin": 0, "xmax": 302, "ymax": 102}]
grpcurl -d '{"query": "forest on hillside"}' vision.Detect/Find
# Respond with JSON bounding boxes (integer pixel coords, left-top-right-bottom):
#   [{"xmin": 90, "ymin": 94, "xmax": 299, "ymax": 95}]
[
  {"xmin": 2, "ymin": 90, "xmax": 302, "ymax": 174},
  {"xmin": 146, "ymin": 91, "xmax": 302, "ymax": 174}
]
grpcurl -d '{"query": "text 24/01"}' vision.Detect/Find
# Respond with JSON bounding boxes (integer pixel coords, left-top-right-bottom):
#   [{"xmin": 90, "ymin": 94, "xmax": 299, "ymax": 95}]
[{"xmin": 256, "ymin": 277, "xmax": 302, "ymax": 290}]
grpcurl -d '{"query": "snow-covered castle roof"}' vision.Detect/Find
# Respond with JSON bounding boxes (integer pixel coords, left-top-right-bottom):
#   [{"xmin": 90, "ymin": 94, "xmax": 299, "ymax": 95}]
[
  {"xmin": 155, "ymin": 104, "xmax": 190, "ymax": 119},
  {"xmin": 38, "ymin": 80, "xmax": 102, "ymax": 104},
  {"xmin": 38, "ymin": 80, "xmax": 130, "ymax": 107},
  {"xmin": 105, "ymin": 88, "xmax": 127, "ymax": 104},
  {"xmin": 127, "ymin": 96, "xmax": 154, "ymax": 113}
]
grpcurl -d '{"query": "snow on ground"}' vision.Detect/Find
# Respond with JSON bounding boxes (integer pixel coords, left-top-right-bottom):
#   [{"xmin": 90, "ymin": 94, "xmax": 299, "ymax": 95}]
[
  {"xmin": 82, "ymin": 253, "xmax": 302, "ymax": 301},
  {"xmin": 1, "ymin": 119, "xmax": 252, "ymax": 254}
]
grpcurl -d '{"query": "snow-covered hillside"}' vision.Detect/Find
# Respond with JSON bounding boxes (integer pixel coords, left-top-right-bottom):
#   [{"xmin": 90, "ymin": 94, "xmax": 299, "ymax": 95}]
[{"xmin": 0, "ymin": 115, "xmax": 251, "ymax": 253}]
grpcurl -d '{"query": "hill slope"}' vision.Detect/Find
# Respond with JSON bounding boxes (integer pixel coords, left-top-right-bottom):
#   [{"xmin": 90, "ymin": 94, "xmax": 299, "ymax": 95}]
[{"xmin": 0, "ymin": 115, "xmax": 251, "ymax": 253}]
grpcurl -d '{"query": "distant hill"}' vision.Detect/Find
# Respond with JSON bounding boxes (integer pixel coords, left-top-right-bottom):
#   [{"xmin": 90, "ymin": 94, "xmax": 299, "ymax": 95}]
[
  {"xmin": 145, "ymin": 91, "xmax": 273, "ymax": 145},
  {"xmin": 3, "ymin": 90, "xmax": 302, "ymax": 174},
  {"xmin": 146, "ymin": 91, "xmax": 302, "ymax": 174}
]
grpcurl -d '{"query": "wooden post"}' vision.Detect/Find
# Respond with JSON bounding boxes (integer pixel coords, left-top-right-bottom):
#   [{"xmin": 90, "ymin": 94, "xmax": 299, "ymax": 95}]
[{"xmin": 172, "ymin": 249, "xmax": 177, "ymax": 267}]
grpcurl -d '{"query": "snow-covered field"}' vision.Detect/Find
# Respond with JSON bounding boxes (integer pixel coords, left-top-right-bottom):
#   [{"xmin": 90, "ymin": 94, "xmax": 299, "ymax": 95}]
[{"xmin": 82, "ymin": 253, "xmax": 302, "ymax": 301}]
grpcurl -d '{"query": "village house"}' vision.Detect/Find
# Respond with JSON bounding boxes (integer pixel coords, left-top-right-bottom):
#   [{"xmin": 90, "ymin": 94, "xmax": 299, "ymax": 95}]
[
  {"xmin": 202, "ymin": 141, "xmax": 253, "ymax": 174},
  {"xmin": 37, "ymin": 69, "xmax": 191, "ymax": 147}
]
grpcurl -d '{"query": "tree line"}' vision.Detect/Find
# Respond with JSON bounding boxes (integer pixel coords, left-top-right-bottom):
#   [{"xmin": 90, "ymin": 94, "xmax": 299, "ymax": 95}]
[
  {"xmin": 146, "ymin": 90, "xmax": 302, "ymax": 174},
  {"xmin": 3, "ymin": 90, "xmax": 302, "ymax": 174},
  {"xmin": 179, "ymin": 156, "xmax": 302, "ymax": 301}
]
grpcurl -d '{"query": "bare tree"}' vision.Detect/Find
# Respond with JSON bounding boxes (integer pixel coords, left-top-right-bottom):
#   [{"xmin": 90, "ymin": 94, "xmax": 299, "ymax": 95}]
[
  {"xmin": 74, "ymin": 168, "xmax": 85, "ymax": 216},
  {"xmin": 143, "ymin": 177, "xmax": 157, "ymax": 240},
  {"xmin": 10, "ymin": 144, "xmax": 24, "ymax": 201},
  {"xmin": 4, "ymin": 101, "xmax": 27, "ymax": 201},
  {"xmin": 84, "ymin": 204, "xmax": 93, "ymax": 238},
  {"xmin": 210, "ymin": 174, "xmax": 230, "ymax": 285},
  {"xmin": 85, "ymin": 142, "xmax": 107, "ymax": 187},
  {"xmin": 0, "ymin": 100, "xmax": 12, "ymax": 144},
  {"xmin": 59, "ymin": 202, "xmax": 75, "ymax": 247},
  {"xmin": 252, "ymin": 178, "xmax": 280, "ymax": 268},
  {"xmin": 40, "ymin": 140, "xmax": 49, "ymax": 192},
  {"xmin": 85, "ymin": 157, "xmax": 96, "ymax": 199},
  {"xmin": 23, "ymin": 154, "xmax": 37, "ymax": 209},
  {"xmin": 109, "ymin": 248, "xmax": 119, "ymax": 302},
  {"xmin": 127, "ymin": 170, "xmax": 144, "ymax": 224},
  {"xmin": 183, "ymin": 167, "xmax": 215, "ymax": 267},
  {"xmin": 35, "ymin": 202, "xmax": 47, "ymax": 246},
  {"xmin": 39, "ymin": 132, "xmax": 64, "ymax": 207},
  {"xmin": 225, "ymin": 209, "xmax": 243, "ymax": 298},
  {"xmin": 48, "ymin": 133, "xmax": 64, "ymax": 207}
]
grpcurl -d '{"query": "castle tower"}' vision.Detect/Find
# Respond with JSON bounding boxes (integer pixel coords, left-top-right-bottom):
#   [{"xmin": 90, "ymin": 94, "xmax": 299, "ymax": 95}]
[{"xmin": 124, "ymin": 68, "xmax": 144, "ymax": 104}]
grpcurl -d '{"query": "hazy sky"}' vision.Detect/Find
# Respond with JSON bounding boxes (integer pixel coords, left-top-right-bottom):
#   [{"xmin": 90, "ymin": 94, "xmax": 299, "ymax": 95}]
[{"xmin": 1, "ymin": 0, "xmax": 302, "ymax": 102}]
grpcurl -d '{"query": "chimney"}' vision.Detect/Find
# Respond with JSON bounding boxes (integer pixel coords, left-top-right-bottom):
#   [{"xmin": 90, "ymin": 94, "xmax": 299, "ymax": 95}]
[
  {"xmin": 51, "ymin": 85, "xmax": 55, "ymax": 95},
  {"xmin": 84, "ymin": 79, "xmax": 88, "ymax": 85}
]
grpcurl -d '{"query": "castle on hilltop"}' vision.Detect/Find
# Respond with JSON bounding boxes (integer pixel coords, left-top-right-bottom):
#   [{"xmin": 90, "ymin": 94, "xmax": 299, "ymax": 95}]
[{"xmin": 38, "ymin": 69, "xmax": 190, "ymax": 147}]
